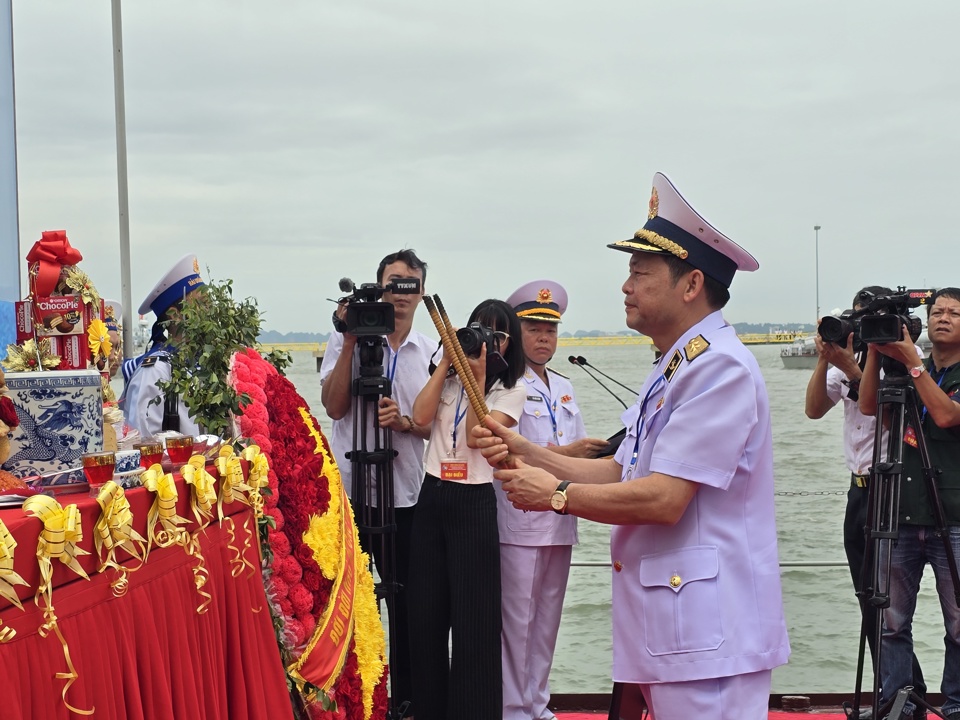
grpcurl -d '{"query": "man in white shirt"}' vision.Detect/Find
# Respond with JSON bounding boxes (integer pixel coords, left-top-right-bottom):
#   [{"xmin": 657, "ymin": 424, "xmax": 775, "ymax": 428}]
[
  {"xmin": 804, "ymin": 285, "xmax": 926, "ymax": 718},
  {"xmin": 319, "ymin": 249, "xmax": 434, "ymax": 718}
]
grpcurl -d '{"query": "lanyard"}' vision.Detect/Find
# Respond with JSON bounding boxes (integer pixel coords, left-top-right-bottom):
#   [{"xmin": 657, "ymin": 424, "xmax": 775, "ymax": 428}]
[
  {"xmin": 627, "ymin": 374, "xmax": 666, "ymax": 474},
  {"xmin": 920, "ymin": 364, "xmax": 950, "ymax": 425},
  {"xmin": 541, "ymin": 393, "xmax": 558, "ymax": 441},
  {"xmin": 450, "ymin": 386, "xmax": 468, "ymax": 453},
  {"xmin": 385, "ymin": 345, "xmax": 399, "ymax": 382}
]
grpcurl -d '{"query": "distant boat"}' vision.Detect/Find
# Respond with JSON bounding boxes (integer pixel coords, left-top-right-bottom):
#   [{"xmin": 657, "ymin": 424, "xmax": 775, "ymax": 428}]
[{"xmin": 780, "ymin": 336, "xmax": 817, "ymax": 370}]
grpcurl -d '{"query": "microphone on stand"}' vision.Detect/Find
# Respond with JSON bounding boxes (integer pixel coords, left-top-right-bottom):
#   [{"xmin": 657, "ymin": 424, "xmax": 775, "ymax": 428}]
[
  {"xmin": 567, "ymin": 356, "xmax": 628, "ymax": 411},
  {"xmin": 576, "ymin": 355, "xmax": 638, "ymax": 395},
  {"xmin": 568, "ymin": 356, "xmax": 631, "ymax": 457}
]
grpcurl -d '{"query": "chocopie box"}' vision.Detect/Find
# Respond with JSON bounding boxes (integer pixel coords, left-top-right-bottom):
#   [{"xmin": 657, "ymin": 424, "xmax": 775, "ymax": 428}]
[
  {"xmin": 15, "ymin": 296, "xmax": 102, "ymax": 342},
  {"xmin": 49, "ymin": 334, "xmax": 89, "ymax": 371}
]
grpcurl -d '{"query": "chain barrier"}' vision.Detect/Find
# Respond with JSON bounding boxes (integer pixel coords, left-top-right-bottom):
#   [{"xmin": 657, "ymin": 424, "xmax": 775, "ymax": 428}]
[{"xmin": 775, "ymin": 490, "xmax": 847, "ymax": 497}]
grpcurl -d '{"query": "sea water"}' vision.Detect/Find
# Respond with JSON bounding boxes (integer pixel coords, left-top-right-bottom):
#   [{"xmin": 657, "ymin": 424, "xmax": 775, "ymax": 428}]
[{"xmin": 283, "ymin": 343, "xmax": 949, "ymax": 695}]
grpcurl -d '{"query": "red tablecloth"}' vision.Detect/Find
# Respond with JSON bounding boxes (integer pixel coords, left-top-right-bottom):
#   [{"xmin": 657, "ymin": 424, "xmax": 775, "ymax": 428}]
[{"xmin": 0, "ymin": 472, "xmax": 293, "ymax": 720}]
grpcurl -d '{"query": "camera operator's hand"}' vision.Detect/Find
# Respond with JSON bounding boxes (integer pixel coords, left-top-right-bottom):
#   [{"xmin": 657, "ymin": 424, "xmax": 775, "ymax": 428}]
[
  {"xmin": 378, "ymin": 397, "xmax": 404, "ymax": 431},
  {"xmin": 333, "ymin": 302, "xmax": 358, "ymax": 345},
  {"xmin": 466, "ymin": 343, "xmax": 487, "ymax": 394},
  {"xmin": 871, "ymin": 323, "xmax": 917, "ymax": 367},
  {"xmin": 815, "ymin": 332, "xmax": 860, "ymax": 380}
]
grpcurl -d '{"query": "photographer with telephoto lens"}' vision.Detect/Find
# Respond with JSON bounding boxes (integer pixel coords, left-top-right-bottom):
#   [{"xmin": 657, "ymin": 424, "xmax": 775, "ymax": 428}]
[
  {"xmin": 860, "ymin": 287, "xmax": 960, "ymax": 720},
  {"xmin": 407, "ymin": 298, "xmax": 526, "ymax": 720}
]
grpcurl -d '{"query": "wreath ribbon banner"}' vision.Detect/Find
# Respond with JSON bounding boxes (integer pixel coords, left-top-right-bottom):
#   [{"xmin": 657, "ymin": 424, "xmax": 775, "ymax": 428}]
[{"xmin": 289, "ymin": 481, "xmax": 358, "ymax": 692}]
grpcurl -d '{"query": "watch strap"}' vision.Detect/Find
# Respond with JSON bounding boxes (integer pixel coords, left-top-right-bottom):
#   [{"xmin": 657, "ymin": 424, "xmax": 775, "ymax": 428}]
[{"xmin": 553, "ymin": 481, "xmax": 571, "ymax": 515}]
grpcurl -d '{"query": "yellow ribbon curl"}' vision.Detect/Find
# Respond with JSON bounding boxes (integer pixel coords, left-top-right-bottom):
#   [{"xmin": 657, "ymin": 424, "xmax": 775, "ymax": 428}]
[
  {"xmin": 182, "ymin": 455, "xmax": 217, "ymax": 529},
  {"xmin": 241, "ymin": 445, "xmax": 270, "ymax": 520},
  {"xmin": 0, "ymin": 519, "xmax": 29, "ymax": 641},
  {"xmin": 21, "ymin": 495, "xmax": 94, "ymax": 716},
  {"xmin": 142, "ymin": 464, "xmax": 189, "ymax": 555},
  {"xmin": 180, "ymin": 456, "xmax": 218, "ymax": 614},
  {"xmin": 94, "ymin": 482, "xmax": 147, "ymax": 597},
  {"xmin": 216, "ymin": 447, "xmax": 256, "ymax": 578}
]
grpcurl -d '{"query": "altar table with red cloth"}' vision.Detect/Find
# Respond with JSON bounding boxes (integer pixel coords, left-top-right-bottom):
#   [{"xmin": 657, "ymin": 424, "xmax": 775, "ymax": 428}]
[{"xmin": 0, "ymin": 469, "xmax": 294, "ymax": 720}]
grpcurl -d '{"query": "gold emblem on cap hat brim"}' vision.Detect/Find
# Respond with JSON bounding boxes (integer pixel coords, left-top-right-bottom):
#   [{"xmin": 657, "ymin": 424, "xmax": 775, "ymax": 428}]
[
  {"xmin": 610, "ymin": 229, "xmax": 689, "ymax": 261},
  {"xmin": 516, "ymin": 308, "xmax": 562, "ymax": 322}
]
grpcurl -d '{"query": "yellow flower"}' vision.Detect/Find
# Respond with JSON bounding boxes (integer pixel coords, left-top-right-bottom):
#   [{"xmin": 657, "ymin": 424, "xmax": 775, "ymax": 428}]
[{"xmin": 87, "ymin": 319, "xmax": 111, "ymax": 361}]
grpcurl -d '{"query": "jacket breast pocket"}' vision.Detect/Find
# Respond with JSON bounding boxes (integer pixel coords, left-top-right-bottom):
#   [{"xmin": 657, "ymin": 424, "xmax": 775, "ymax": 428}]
[
  {"xmin": 521, "ymin": 402, "xmax": 552, "ymax": 446},
  {"xmin": 638, "ymin": 545, "xmax": 723, "ymax": 656}
]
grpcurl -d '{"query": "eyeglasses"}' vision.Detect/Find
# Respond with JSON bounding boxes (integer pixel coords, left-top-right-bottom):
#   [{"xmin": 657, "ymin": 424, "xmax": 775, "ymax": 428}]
[{"xmin": 493, "ymin": 331, "xmax": 510, "ymax": 344}]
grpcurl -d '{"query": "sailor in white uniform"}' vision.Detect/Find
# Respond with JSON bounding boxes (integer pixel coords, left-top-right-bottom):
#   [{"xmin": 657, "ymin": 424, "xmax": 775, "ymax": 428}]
[
  {"xmin": 474, "ymin": 173, "xmax": 790, "ymax": 720},
  {"xmin": 497, "ymin": 280, "xmax": 607, "ymax": 720},
  {"xmin": 121, "ymin": 254, "xmax": 205, "ymax": 437}
]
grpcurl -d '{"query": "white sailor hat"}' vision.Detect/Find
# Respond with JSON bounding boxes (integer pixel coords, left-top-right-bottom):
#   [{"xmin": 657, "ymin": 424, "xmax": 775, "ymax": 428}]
[
  {"xmin": 138, "ymin": 254, "xmax": 205, "ymax": 316},
  {"xmin": 608, "ymin": 172, "xmax": 758, "ymax": 288},
  {"xmin": 506, "ymin": 280, "xmax": 568, "ymax": 323},
  {"xmin": 103, "ymin": 299, "xmax": 122, "ymax": 332}
]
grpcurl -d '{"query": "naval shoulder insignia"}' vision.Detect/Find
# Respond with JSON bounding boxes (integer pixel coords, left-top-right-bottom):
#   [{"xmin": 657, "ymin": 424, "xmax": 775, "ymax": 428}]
[
  {"xmin": 684, "ymin": 335, "xmax": 710, "ymax": 362},
  {"xmin": 546, "ymin": 366, "xmax": 569, "ymax": 379},
  {"xmin": 141, "ymin": 356, "xmax": 159, "ymax": 368},
  {"xmin": 663, "ymin": 349, "xmax": 683, "ymax": 383}
]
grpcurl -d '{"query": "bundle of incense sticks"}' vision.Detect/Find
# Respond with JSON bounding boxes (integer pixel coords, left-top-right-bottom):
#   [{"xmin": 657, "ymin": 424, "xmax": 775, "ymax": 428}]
[{"xmin": 422, "ymin": 295, "xmax": 489, "ymax": 420}]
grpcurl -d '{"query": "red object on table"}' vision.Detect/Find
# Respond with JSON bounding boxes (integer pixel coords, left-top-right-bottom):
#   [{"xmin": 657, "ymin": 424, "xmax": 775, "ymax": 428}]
[{"xmin": 0, "ymin": 465, "xmax": 292, "ymax": 720}]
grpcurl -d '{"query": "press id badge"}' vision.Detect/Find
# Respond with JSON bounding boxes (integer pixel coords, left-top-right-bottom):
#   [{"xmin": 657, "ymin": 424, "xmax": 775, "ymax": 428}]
[{"xmin": 440, "ymin": 461, "xmax": 468, "ymax": 480}]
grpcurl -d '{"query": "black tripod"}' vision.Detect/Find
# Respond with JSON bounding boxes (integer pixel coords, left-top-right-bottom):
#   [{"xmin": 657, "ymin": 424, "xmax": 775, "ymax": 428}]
[
  {"xmin": 347, "ymin": 336, "xmax": 408, "ymax": 720},
  {"xmin": 847, "ymin": 369, "xmax": 960, "ymax": 720}
]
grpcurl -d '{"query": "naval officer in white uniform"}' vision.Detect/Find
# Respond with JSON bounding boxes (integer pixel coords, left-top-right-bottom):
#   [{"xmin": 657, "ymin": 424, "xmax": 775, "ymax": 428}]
[
  {"xmin": 497, "ymin": 280, "xmax": 607, "ymax": 720},
  {"xmin": 474, "ymin": 173, "xmax": 790, "ymax": 720},
  {"xmin": 121, "ymin": 254, "xmax": 205, "ymax": 437}
]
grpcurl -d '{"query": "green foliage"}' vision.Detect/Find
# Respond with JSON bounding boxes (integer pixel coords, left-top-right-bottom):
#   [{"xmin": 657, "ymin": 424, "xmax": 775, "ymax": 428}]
[
  {"xmin": 156, "ymin": 277, "xmax": 261, "ymax": 438},
  {"xmin": 263, "ymin": 348, "xmax": 293, "ymax": 376}
]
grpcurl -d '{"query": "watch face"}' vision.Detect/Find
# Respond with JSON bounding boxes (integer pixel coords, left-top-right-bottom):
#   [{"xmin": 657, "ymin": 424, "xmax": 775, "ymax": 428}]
[
  {"xmin": 910, "ymin": 366, "xmax": 923, "ymax": 378},
  {"xmin": 550, "ymin": 491, "xmax": 565, "ymax": 511}
]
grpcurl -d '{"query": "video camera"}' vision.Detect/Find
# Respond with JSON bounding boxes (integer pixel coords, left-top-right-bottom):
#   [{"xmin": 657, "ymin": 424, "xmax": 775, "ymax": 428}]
[
  {"xmin": 332, "ymin": 277, "xmax": 422, "ymax": 336},
  {"xmin": 818, "ymin": 287, "xmax": 935, "ymax": 350},
  {"xmin": 455, "ymin": 322, "xmax": 508, "ymax": 375}
]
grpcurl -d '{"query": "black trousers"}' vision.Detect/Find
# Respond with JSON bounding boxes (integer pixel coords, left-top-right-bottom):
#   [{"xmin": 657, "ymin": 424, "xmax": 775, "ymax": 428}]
[
  {"xmin": 845, "ymin": 478, "xmax": 927, "ymax": 698},
  {"xmin": 353, "ymin": 501, "xmax": 417, "ymax": 716},
  {"xmin": 407, "ymin": 476, "xmax": 502, "ymax": 720}
]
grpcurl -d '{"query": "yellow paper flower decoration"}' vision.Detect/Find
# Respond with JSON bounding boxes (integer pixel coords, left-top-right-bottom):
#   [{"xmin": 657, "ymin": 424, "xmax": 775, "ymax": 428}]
[
  {"xmin": 87, "ymin": 318, "xmax": 111, "ymax": 362},
  {"xmin": 2, "ymin": 338, "xmax": 61, "ymax": 372},
  {"xmin": 63, "ymin": 266, "xmax": 101, "ymax": 310}
]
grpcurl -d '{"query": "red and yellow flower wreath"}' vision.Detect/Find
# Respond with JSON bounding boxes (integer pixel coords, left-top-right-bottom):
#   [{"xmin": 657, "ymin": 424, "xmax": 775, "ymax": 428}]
[{"xmin": 230, "ymin": 349, "xmax": 387, "ymax": 720}]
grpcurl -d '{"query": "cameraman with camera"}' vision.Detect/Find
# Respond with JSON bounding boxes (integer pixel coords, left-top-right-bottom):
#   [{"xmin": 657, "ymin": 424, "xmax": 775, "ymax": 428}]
[
  {"xmin": 806, "ymin": 286, "xmax": 927, "ymax": 718},
  {"xmin": 319, "ymin": 249, "xmax": 433, "ymax": 718},
  {"xmin": 858, "ymin": 287, "xmax": 960, "ymax": 720}
]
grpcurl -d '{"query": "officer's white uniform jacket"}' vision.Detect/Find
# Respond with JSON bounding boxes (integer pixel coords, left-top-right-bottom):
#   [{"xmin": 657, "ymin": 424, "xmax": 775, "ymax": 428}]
[
  {"xmin": 122, "ymin": 347, "xmax": 201, "ymax": 438},
  {"xmin": 496, "ymin": 366, "xmax": 585, "ymax": 546},
  {"xmin": 610, "ymin": 310, "xmax": 790, "ymax": 683}
]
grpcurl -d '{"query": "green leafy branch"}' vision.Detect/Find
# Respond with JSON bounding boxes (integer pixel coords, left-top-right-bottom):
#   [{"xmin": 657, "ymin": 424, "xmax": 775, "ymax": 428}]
[{"xmin": 156, "ymin": 276, "xmax": 261, "ymax": 438}]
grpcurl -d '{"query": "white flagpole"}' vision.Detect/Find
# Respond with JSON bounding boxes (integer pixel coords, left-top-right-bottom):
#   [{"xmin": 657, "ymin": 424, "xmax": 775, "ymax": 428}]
[
  {"xmin": 112, "ymin": 0, "xmax": 134, "ymax": 357},
  {"xmin": 0, "ymin": 0, "xmax": 19, "ymax": 302}
]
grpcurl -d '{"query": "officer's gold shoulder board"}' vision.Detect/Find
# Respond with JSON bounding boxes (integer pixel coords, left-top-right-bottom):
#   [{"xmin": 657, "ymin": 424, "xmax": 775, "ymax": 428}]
[
  {"xmin": 141, "ymin": 356, "xmax": 159, "ymax": 368},
  {"xmin": 663, "ymin": 349, "xmax": 683, "ymax": 383},
  {"xmin": 684, "ymin": 335, "xmax": 710, "ymax": 362},
  {"xmin": 546, "ymin": 366, "xmax": 569, "ymax": 380}
]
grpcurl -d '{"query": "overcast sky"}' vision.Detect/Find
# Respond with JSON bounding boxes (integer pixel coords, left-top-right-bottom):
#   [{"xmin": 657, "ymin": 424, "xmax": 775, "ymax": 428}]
[{"xmin": 9, "ymin": 1, "xmax": 960, "ymax": 336}]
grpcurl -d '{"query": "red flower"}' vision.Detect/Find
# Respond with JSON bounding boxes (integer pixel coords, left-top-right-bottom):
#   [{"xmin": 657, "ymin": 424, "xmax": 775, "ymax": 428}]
[
  {"xmin": 289, "ymin": 583, "xmax": 313, "ymax": 616},
  {"xmin": 268, "ymin": 529, "xmax": 291, "ymax": 558},
  {"xmin": 0, "ymin": 396, "xmax": 19, "ymax": 428}
]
